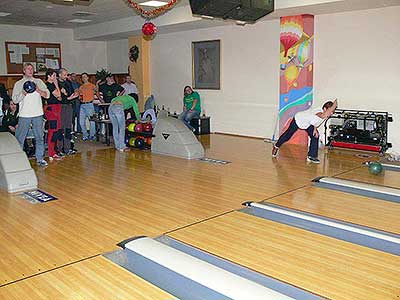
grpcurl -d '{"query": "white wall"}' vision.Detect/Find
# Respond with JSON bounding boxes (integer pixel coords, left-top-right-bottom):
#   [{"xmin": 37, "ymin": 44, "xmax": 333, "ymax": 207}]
[
  {"xmin": 314, "ymin": 6, "xmax": 400, "ymax": 151},
  {"xmin": 151, "ymin": 21, "xmax": 280, "ymax": 138},
  {"xmin": 151, "ymin": 6, "xmax": 400, "ymax": 151},
  {"xmin": 0, "ymin": 24, "xmax": 107, "ymax": 74},
  {"xmin": 107, "ymin": 39, "xmax": 129, "ymax": 74}
]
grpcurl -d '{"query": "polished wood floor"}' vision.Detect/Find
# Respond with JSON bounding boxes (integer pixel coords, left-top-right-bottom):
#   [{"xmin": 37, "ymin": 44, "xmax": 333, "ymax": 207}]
[
  {"xmin": 0, "ymin": 256, "xmax": 173, "ymax": 300},
  {"xmin": 0, "ymin": 134, "xmax": 398, "ymax": 299},
  {"xmin": 266, "ymin": 185, "xmax": 400, "ymax": 234},
  {"xmin": 169, "ymin": 212, "xmax": 400, "ymax": 300},
  {"xmin": 338, "ymin": 166, "xmax": 400, "ymax": 189}
]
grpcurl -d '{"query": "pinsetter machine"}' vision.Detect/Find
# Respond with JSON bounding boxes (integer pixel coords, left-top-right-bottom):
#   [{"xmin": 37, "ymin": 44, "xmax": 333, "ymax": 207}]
[{"xmin": 325, "ymin": 109, "xmax": 393, "ymax": 154}]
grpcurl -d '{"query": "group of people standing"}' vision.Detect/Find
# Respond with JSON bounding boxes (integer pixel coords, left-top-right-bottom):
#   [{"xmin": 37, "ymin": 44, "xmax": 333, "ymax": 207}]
[
  {"xmin": 3, "ymin": 63, "xmax": 140, "ymax": 166},
  {"xmin": 1, "ymin": 61, "xmax": 205, "ymax": 165}
]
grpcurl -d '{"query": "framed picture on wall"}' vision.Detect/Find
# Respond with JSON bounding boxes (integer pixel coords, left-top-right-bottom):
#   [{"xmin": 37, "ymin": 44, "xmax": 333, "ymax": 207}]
[{"xmin": 192, "ymin": 40, "xmax": 220, "ymax": 90}]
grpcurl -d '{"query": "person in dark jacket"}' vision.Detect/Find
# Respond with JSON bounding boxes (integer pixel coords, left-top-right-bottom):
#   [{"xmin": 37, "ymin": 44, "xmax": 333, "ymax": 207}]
[
  {"xmin": 0, "ymin": 82, "xmax": 11, "ymax": 125},
  {"xmin": 0, "ymin": 101, "xmax": 18, "ymax": 134}
]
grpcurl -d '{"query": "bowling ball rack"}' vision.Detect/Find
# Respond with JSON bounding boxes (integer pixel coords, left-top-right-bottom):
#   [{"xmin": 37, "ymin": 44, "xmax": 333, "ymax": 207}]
[{"xmin": 125, "ymin": 124, "xmax": 154, "ymax": 150}]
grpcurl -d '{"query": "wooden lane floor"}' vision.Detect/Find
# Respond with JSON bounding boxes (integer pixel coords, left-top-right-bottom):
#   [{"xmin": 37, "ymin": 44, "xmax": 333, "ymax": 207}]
[
  {"xmin": 0, "ymin": 135, "xmax": 363, "ymax": 284},
  {"xmin": 201, "ymin": 135, "xmax": 368, "ymax": 190},
  {"xmin": 0, "ymin": 256, "xmax": 173, "ymax": 300},
  {"xmin": 265, "ymin": 185, "xmax": 400, "ymax": 235},
  {"xmin": 169, "ymin": 211, "xmax": 400, "ymax": 300},
  {"xmin": 337, "ymin": 164, "xmax": 400, "ymax": 189}
]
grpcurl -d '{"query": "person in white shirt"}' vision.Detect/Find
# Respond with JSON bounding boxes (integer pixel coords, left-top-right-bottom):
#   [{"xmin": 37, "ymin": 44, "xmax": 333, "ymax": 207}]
[
  {"xmin": 122, "ymin": 75, "xmax": 138, "ymax": 100},
  {"xmin": 272, "ymin": 99, "xmax": 337, "ymax": 163},
  {"xmin": 12, "ymin": 63, "xmax": 50, "ymax": 167}
]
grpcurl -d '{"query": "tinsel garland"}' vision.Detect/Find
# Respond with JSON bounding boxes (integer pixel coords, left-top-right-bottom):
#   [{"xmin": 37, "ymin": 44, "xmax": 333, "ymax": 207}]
[{"xmin": 126, "ymin": 0, "xmax": 178, "ymax": 18}]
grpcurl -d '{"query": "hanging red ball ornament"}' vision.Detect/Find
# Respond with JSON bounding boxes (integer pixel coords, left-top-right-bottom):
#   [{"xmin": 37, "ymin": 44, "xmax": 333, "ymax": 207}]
[{"xmin": 142, "ymin": 22, "xmax": 157, "ymax": 37}]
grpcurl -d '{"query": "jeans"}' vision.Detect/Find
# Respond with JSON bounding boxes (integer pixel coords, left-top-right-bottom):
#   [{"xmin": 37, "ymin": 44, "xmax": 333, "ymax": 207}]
[
  {"xmin": 109, "ymin": 104, "xmax": 126, "ymax": 150},
  {"xmin": 15, "ymin": 116, "xmax": 44, "ymax": 162},
  {"xmin": 178, "ymin": 110, "xmax": 200, "ymax": 130},
  {"xmin": 275, "ymin": 118, "xmax": 318, "ymax": 158},
  {"xmin": 79, "ymin": 103, "xmax": 95, "ymax": 139}
]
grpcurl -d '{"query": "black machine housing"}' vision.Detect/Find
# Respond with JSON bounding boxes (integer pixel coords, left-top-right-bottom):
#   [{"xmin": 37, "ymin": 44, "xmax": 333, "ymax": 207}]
[
  {"xmin": 325, "ymin": 109, "xmax": 393, "ymax": 154},
  {"xmin": 189, "ymin": 0, "xmax": 274, "ymax": 23}
]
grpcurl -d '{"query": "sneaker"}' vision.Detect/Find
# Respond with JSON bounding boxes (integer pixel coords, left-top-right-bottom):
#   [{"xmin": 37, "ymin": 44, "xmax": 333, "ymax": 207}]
[
  {"xmin": 57, "ymin": 152, "xmax": 65, "ymax": 157},
  {"xmin": 37, "ymin": 160, "xmax": 48, "ymax": 167},
  {"xmin": 49, "ymin": 154, "xmax": 63, "ymax": 161},
  {"xmin": 89, "ymin": 136, "xmax": 96, "ymax": 141},
  {"xmin": 307, "ymin": 156, "xmax": 320, "ymax": 164},
  {"xmin": 66, "ymin": 149, "xmax": 77, "ymax": 155},
  {"xmin": 272, "ymin": 145, "xmax": 279, "ymax": 158},
  {"xmin": 82, "ymin": 137, "xmax": 89, "ymax": 141}
]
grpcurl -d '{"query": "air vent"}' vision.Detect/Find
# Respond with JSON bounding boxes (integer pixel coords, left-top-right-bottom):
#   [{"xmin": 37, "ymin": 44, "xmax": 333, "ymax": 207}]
[
  {"xmin": 72, "ymin": 11, "xmax": 96, "ymax": 17},
  {"xmin": 36, "ymin": 21, "xmax": 58, "ymax": 26},
  {"xmin": 47, "ymin": 0, "xmax": 94, "ymax": 6}
]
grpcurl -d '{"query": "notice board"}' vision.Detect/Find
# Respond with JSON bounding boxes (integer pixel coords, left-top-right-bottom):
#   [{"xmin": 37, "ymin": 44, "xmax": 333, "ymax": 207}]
[{"xmin": 5, "ymin": 41, "xmax": 62, "ymax": 74}]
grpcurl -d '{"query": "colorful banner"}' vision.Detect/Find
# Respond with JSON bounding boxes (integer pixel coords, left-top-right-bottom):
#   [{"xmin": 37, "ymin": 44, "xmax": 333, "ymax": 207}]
[{"xmin": 279, "ymin": 15, "xmax": 314, "ymax": 145}]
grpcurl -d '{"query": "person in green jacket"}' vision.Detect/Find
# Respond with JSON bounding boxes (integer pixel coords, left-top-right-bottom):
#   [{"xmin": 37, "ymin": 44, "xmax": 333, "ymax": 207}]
[
  {"xmin": 109, "ymin": 93, "xmax": 140, "ymax": 152},
  {"xmin": 178, "ymin": 86, "xmax": 201, "ymax": 131}
]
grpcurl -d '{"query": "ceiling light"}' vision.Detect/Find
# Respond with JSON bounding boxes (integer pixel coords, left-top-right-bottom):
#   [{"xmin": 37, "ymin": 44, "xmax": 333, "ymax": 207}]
[
  {"xmin": 140, "ymin": 1, "xmax": 168, "ymax": 7},
  {"xmin": 0, "ymin": 12, "xmax": 11, "ymax": 17},
  {"xmin": 68, "ymin": 19, "xmax": 92, "ymax": 23},
  {"xmin": 236, "ymin": 20, "xmax": 247, "ymax": 26}
]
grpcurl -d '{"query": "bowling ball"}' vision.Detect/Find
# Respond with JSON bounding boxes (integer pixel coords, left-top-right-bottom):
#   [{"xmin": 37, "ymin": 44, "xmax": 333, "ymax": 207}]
[
  {"xmin": 145, "ymin": 137, "xmax": 152, "ymax": 146},
  {"xmin": 128, "ymin": 137, "xmax": 136, "ymax": 147},
  {"xmin": 368, "ymin": 161, "xmax": 383, "ymax": 175},
  {"xmin": 144, "ymin": 123, "xmax": 153, "ymax": 132},
  {"xmin": 134, "ymin": 137, "xmax": 145, "ymax": 149},
  {"xmin": 127, "ymin": 123, "xmax": 136, "ymax": 132},
  {"xmin": 23, "ymin": 81, "xmax": 36, "ymax": 93},
  {"xmin": 134, "ymin": 123, "xmax": 144, "ymax": 133}
]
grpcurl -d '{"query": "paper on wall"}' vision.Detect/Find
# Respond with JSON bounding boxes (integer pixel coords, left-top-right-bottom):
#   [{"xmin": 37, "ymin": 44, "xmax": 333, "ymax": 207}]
[
  {"xmin": 45, "ymin": 58, "xmax": 59, "ymax": 69},
  {"xmin": 20, "ymin": 46, "xmax": 29, "ymax": 55},
  {"xmin": 36, "ymin": 48, "xmax": 46, "ymax": 55},
  {"xmin": 10, "ymin": 53, "xmax": 22, "ymax": 64},
  {"xmin": 8, "ymin": 44, "xmax": 19, "ymax": 52},
  {"xmin": 46, "ymin": 48, "xmax": 58, "ymax": 56}
]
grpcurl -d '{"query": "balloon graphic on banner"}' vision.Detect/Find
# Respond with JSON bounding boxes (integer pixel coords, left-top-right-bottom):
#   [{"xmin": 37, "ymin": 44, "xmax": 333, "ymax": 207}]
[
  {"xmin": 280, "ymin": 16, "xmax": 304, "ymax": 57},
  {"xmin": 285, "ymin": 65, "xmax": 299, "ymax": 87},
  {"xmin": 297, "ymin": 38, "xmax": 312, "ymax": 68}
]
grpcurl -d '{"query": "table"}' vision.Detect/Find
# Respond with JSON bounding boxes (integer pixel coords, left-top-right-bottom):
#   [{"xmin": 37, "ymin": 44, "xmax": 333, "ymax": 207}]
[{"xmin": 94, "ymin": 119, "xmax": 113, "ymax": 146}]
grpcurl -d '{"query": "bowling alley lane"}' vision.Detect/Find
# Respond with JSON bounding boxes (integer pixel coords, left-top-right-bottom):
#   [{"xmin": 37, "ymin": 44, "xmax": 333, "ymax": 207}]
[
  {"xmin": 337, "ymin": 165, "xmax": 400, "ymax": 189},
  {"xmin": 264, "ymin": 185, "xmax": 400, "ymax": 235},
  {"xmin": 168, "ymin": 211, "xmax": 400, "ymax": 300}
]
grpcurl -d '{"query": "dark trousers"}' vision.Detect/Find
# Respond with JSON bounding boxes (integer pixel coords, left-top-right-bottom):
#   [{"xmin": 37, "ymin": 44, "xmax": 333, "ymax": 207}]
[
  {"xmin": 275, "ymin": 118, "xmax": 318, "ymax": 158},
  {"xmin": 72, "ymin": 100, "xmax": 81, "ymax": 133},
  {"xmin": 60, "ymin": 104, "xmax": 73, "ymax": 153}
]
